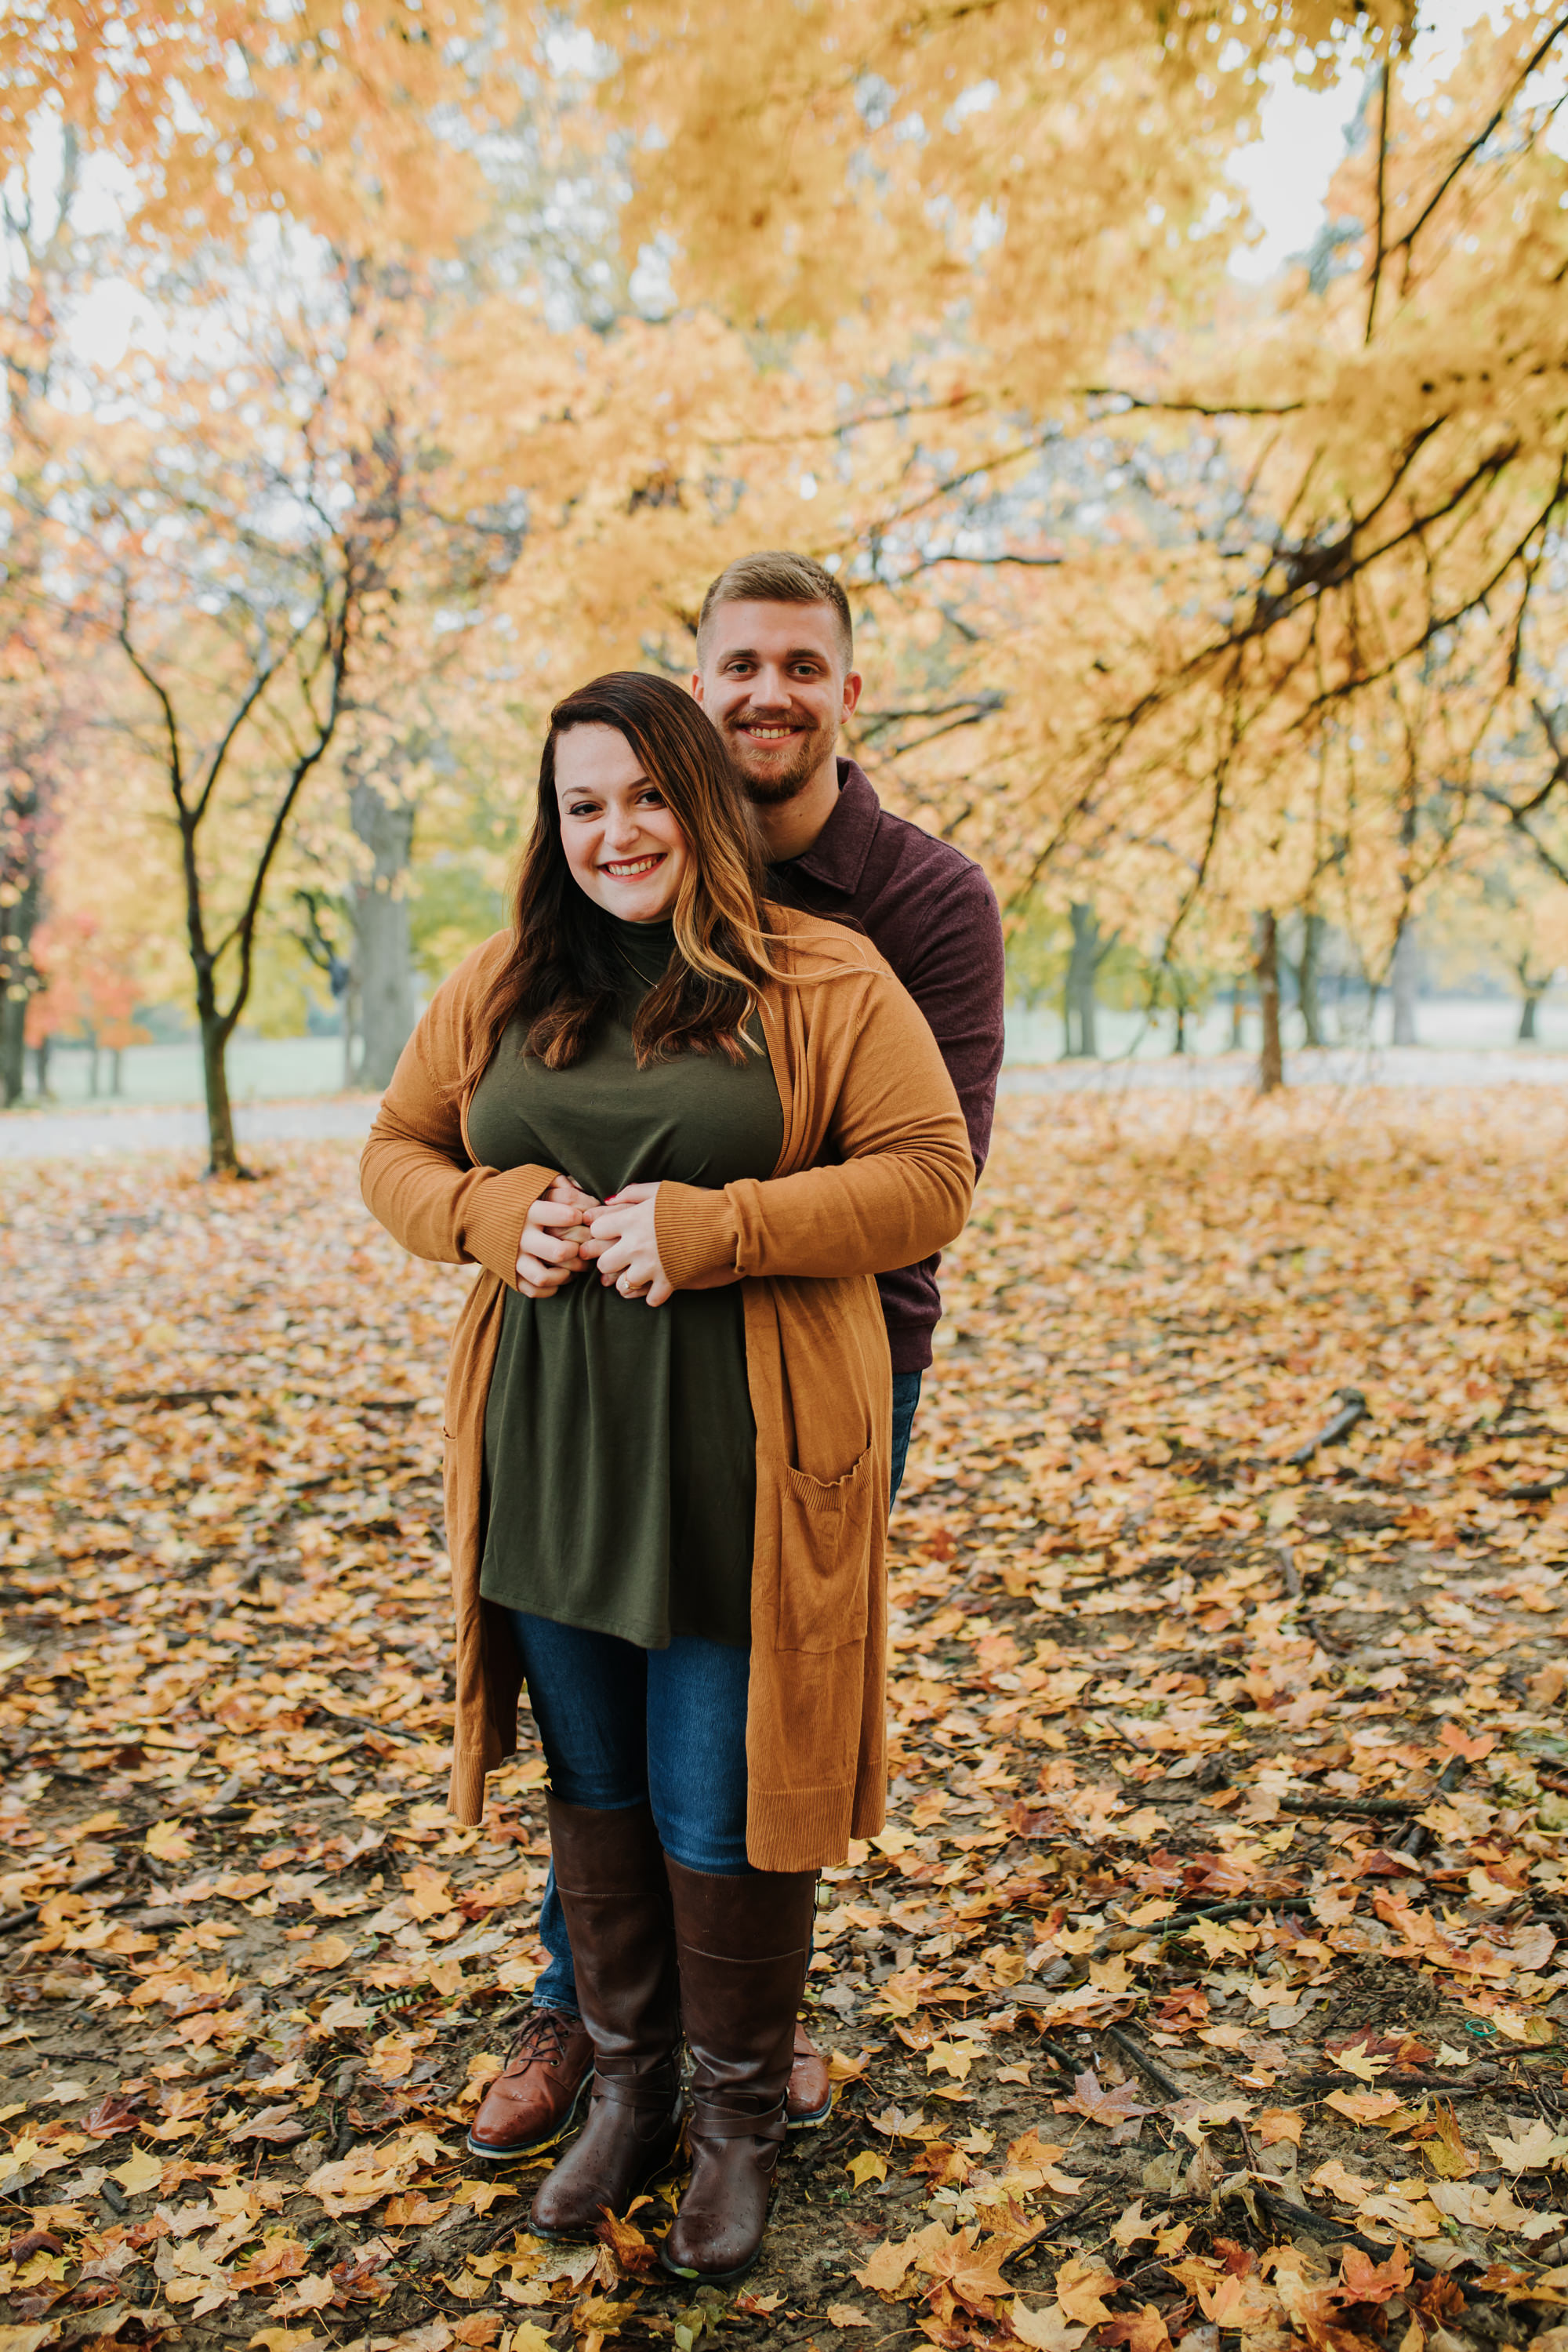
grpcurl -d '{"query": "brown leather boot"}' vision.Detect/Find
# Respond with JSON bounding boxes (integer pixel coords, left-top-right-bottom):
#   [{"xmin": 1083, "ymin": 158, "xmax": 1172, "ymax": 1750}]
[
  {"xmin": 528, "ymin": 1798, "xmax": 683, "ymax": 2243},
  {"xmin": 786, "ymin": 2022, "xmax": 832, "ymax": 2129},
  {"xmin": 659, "ymin": 1860, "xmax": 816, "ymax": 2285},
  {"xmin": 467, "ymin": 2005, "xmax": 595, "ymax": 2159}
]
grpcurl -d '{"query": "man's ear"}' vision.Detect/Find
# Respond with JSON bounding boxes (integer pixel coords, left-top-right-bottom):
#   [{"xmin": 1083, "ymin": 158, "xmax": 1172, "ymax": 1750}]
[
  {"xmin": 842, "ymin": 669, "xmax": 863, "ymax": 720},
  {"xmin": 690, "ymin": 670, "xmax": 705, "ymax": 704}
]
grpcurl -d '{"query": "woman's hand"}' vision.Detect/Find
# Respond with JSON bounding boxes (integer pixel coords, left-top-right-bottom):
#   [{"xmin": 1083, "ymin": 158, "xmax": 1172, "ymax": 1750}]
[
  {"xmin": 517, "ymin": 1175, "xmax": 601, "ymax": 1300},
  {"xmin": 583, "ymin": 1181, "xmax": 673, "ymax": 1307}
]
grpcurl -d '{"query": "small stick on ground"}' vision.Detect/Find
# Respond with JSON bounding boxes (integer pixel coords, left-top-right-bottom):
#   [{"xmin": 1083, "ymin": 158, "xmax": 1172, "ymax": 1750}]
[
  {"xmin": 1401, "ymin": 1753, "xmax": 1466, "ymax": 1862},
  {"xmin": 1104, "ymin": 2024, "xmax": 1189, "ymax": 2103}
]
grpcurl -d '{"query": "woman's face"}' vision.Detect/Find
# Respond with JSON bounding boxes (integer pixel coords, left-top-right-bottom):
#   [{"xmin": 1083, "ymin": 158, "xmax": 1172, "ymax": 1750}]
[{"xmin": 554, "ymin": 724, "xmax": 689, "ymax": 924}]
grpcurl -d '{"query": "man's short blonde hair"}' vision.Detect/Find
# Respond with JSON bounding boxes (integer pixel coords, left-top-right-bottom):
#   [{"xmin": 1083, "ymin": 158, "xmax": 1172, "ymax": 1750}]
[{"xmin": 696, "ymin": 550, "xmax": 853, "ymax": 670}]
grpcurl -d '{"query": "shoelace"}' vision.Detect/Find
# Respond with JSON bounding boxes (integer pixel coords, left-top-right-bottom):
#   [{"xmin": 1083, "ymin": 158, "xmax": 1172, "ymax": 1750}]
[{"xmin": 506, "ymin": 2007, "xmax": 579, "ymax": 2070}]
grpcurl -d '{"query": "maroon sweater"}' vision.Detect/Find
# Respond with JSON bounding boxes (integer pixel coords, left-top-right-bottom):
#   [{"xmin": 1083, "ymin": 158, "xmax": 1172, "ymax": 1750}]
[{"xmin": 767, "ymin": 760, "xmax": 1006, "ymax": 1374}]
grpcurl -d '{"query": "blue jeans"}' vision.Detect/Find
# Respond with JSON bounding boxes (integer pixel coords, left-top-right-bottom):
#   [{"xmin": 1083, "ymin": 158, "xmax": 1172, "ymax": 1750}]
[
  {"xmin": 889, "ymin": 1370, "xmax": 922, "ymax": 1507},
  {"xmin": 532, "ymin": 1369, "xmax": 924, "ymax": 2015},
  {"xmin": 517, "ymin": 1613, "xmax": 753, "ymax": 2013}
]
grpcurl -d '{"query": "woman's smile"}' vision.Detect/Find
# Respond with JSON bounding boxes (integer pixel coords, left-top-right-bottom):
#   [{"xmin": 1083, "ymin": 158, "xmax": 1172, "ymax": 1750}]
[{"xmin": 600, "ymin": 851, "xmax": 668, "ymax": 880}]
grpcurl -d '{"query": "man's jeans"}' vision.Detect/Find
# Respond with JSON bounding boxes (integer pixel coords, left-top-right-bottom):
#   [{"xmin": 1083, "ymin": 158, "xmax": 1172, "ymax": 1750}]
[{"xmin": 529, "ymin": 1367, "xmax": 924, "ymax": 2015}]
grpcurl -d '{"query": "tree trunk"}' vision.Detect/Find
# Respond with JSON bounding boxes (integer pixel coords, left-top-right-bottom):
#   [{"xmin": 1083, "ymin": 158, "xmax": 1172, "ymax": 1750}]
[
  {"xmin": 85, "ymin": 1029, "xmax": 100, "ymax": 1097},
  {"xmin": 1391, "ymin": 914, "xmax": 1419, "ymax": 1046},
  {"xmin": 201, "ymin": 1011, "xmax": 241, "ymax": 1178},
  {"xmin": 0, "ymin": 811, "xmax": 43, "ymax": 1108},
  {"xmin": 1229, "ymin": 986, "xmax": 1245, "ymax": 1051},
  {"xmin": 109, "ymin": 1045, "xmax": 123, "ymax": 1094},
  {"xmin": 349, "ymin": 774, "xmax": 416, "ymax": 1091},
  {"xmin": 343, "ymin": 964, "xmax": 360, "ymax": 1087},
  {"xmin": 1174, "ymin": 1001, "xmax": 1188, "ymax": 1054},
  {"xmin": 1256, "ymin": 909, "xmax": 1283, "ymax": 1093},
  {"xmin": 1520, "ymin": 991, "xmax": 1542, "ymax": 1042},
  {"xmin": 32, "ymin": 1033, "xmax": 50, "ymax": 1098},
  {"xmin": 1062, "ymin": 901, "xmax": 1101, "ymax": 1058},
  {"xmin": 0, "ymin": 993, "xmax": 24, "ymax": 1107},
  {"xmin": 1298, "ymin": 909, "xmax": 1325, "ymax": 1047}
]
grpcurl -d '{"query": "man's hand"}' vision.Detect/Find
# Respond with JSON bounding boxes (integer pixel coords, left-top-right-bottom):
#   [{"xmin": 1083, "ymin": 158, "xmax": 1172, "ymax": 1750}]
[
  {"xmin": 583, "ymin": 1181, "xmax": 673, "ymax": 1308},
  {"xmin": 516, "ymin": 1174, "xmax": 601, "ymax": 1300}
]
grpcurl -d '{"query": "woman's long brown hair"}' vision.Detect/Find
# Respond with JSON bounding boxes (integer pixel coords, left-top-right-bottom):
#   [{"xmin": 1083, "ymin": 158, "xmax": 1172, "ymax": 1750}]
[{"xmin": 462, "ymin": 671, "xmax": 780, "ymax": 1083}]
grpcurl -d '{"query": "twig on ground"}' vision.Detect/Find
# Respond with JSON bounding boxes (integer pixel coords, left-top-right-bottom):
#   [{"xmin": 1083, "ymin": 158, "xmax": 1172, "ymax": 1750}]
[
  {"xmin": 1104, "ymin": 2024, "xmax": 1189, "ymax": 2103},
  {"xmin": 0, "ymin": 1863, "xmax": 121, "ymax": 1936},
  {"xmin": 1287, "ymin": 1387, "xmax": 1368, "ymax": 1466},
  {"xmin": 1290, "ymin": 2067, "xmax": 1497, "ymax": 2096},
  {"xmin": 1090, "ymin": 1892, "xmax": 1319, "ymax": 1962},
  {"xmin": 1225, "ymin": 2181, "xmax": 1478, "ymax": 2296},
  {"xmin": 1401, "ymin": 1752, "xmax": 1467, "ymax": 1861},
  {"xmin": 1275, "ymin": 1543, "xmax": 1346, "ymax": 1653},
  {"xmin": 1279, "ymin": 1791, "xmax": 1434, "ymax": 1819}
]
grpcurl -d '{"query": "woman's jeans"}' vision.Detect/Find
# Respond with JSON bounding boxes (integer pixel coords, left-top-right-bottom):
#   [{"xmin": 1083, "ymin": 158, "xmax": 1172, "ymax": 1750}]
[
  {"xmin": 515, "ymin": 1613, "xmax": 753, "ymax": 2013},
  {"xmin": 528, "ymin": 1368, "xmax": 923, "ymax": 2016}
]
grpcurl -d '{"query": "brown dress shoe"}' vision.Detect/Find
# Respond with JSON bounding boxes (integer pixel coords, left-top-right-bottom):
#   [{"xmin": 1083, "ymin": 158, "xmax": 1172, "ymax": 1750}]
[
  {"xmin": 467, "ymin": 2005, "xmax": 594, "ymax": 2160},
  {"xmin": 528, "ymin": 1798, "xmax": 684, "ymax": 2243},
  {"xmin": 786, "ymin": 2021, "xmax": 832, "ymax": 2129},
  {"xmin": 659, "ymin": 1860, "xmax": 817, "ymax": 2286}
]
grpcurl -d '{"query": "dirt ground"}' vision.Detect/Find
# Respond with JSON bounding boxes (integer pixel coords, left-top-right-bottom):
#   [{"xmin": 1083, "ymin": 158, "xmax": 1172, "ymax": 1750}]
[{"xmin": 5, "ymin": 1089, "xmax": 1568, "ymax": 2352}]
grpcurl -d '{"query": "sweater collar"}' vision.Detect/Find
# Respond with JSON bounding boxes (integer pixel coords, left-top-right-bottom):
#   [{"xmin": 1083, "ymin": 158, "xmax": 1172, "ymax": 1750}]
[{"xmin": 780, "ymin": 758, "xmax": 880, "ymax": 896}]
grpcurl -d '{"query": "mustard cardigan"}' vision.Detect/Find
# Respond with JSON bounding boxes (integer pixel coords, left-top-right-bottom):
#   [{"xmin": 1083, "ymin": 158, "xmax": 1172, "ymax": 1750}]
[{"xmin": 359, "ymin": 905, "xmax": 974, "ymax": 1871}]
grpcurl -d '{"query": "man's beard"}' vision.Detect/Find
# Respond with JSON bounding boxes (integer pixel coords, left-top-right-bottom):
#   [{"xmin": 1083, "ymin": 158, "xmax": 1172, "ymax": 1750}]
[{"xmin": 724, "ymin": 717, "xmax": 827, "ymax": 807}]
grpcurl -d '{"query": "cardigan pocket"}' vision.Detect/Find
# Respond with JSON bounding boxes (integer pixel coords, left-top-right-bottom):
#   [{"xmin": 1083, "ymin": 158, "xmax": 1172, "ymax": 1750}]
[{"xmin": 775, "ymin": 1444, "xmax": 873, "ymax": 1653}]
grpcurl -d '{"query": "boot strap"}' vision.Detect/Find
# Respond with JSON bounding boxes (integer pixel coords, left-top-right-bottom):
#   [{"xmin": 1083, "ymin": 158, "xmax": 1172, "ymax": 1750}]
[
  {"xmin": 590, "ymin": 2070, "xmax": 681, "ymax": 2115},
  {"xmin": 688, "ymin": 2102, "xmax": 787, "ymax": 2143}
]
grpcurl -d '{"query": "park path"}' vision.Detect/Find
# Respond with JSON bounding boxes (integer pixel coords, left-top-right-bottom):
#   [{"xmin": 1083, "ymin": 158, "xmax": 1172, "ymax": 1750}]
[{"xmin": 3, "ymin": 1042, "xmax": 1568, "ymax": 1160}]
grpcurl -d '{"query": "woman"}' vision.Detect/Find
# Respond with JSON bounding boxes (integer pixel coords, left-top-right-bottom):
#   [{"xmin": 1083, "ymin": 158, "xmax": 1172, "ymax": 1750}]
[{"xmin": 361, "ymin": 672, "xmax": 971, "ymax": 2284}]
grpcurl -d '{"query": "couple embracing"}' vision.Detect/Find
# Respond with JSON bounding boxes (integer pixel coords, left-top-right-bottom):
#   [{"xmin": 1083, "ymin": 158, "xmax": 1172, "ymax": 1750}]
[{"xmin": 360, "ymin": 551, "xmax": 1005, "ymax": 2282}]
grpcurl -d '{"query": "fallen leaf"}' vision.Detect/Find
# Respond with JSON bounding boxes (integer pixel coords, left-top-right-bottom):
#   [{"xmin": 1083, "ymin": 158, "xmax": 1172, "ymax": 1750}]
[
  {"xmin": 1010, "ymin": 2304, "xmax": 1088, "ymax": 2352},
  {"xmin": 228, "ymin": 2106, "xmax": 307, "ymax": 2146},
  {"xmin": 107, "ymin": 2147, "xmax": 164, "ymax": 2197},
  {"xmin": 1054, "ymin": 2256, "xmax": 1118, "ymax": 2326},
  {"xmin": 143, "ymin": 1820, "xmax": 194, "ymax": 1866}
]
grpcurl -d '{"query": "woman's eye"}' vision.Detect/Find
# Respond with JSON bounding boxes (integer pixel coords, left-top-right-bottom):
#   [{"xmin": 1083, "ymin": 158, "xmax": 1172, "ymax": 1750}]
[{"xmin": 567, "ymin": 801, "xmax": 597, "ymax": 817}]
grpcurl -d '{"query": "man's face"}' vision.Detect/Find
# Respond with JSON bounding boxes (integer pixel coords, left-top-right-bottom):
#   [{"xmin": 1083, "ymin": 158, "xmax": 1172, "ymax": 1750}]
[{"xmin": 692, "ymin": 599, "xmax": 862, "ymax": 807}]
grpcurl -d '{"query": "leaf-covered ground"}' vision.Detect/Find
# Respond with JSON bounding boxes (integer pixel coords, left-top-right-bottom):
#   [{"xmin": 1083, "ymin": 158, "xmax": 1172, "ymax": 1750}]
[{"xmin": 5, "ymin": 1089, "xmax": 1568, "ymax": 2352}]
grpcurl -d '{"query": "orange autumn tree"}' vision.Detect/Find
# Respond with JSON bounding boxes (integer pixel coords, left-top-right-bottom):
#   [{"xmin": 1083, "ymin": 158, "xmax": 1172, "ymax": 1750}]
[
  {"xmin": 27, "ymin": 910, "xmax": 149, "ymax": 1095},
  {"xmin": 0, "ymin": 3, "xmax": 555, "ymax": 1160},
  {"xmin": 517, "ymin": 0, "xmax": 1566, "ymax": 1079}
]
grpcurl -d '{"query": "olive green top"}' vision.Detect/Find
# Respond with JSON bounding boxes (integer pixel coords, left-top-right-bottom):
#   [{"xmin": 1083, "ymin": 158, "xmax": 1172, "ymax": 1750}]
[{"xmin": 468, "ymin": 916, "xmax": 785, "ymax": 1648}]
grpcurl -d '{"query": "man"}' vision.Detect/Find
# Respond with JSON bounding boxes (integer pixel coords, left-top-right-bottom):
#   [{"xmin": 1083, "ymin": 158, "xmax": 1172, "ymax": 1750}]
[{"xmin": 468, "ymin": 550, "xmax": 1006, "ymax": 2164}]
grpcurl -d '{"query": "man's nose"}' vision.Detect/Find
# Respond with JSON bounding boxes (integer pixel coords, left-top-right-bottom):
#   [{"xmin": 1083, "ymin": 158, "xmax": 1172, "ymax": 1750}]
[{"xmin": 746, "ymin": 665, "xmax": 793, "ymax": 708}]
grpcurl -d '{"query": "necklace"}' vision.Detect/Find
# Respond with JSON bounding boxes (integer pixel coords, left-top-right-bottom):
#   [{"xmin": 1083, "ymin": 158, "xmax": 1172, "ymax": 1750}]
[{"xmin": 612, "ymin": 930, "xmax": 673, "ymax": 991}]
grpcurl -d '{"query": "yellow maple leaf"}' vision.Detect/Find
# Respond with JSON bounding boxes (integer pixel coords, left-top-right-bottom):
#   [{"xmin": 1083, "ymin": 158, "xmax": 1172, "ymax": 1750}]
[
  {"xmin": 1334, "ymin": 2040, "xmax": 1388, "ymax": 2083},
  {"xmin": 1325, "ymin": 2088, "xmax": 1402, "ymax": 2125},
  {"xmin": 143, "ymin": 1819, "xmax": 194, "ymax": 1864},
  {"xmin": 1054, "ymin": 2256, "xmax": 1117, "ymax": 2325},
  {"xmin": 848, "ymin": 2151, "xmax": 887, "ymax": 2187},
  {"xmin": 109, "ymin": 2145, "xmax": 165, "ymax": 2196},
  {"xmin": 855, "ymin": 2234, "xmax": 922, "ymax": 2295}
]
